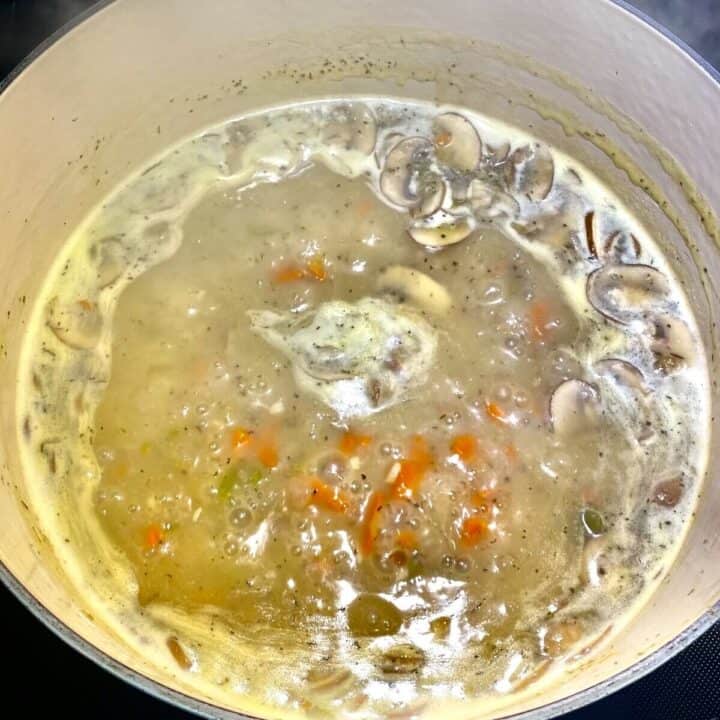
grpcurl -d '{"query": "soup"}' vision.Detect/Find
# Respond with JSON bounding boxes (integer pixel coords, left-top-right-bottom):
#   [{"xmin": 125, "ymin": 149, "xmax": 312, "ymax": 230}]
[{"xmin": 19, "ymin": 99, "xmax": 709, "ymax": 717}]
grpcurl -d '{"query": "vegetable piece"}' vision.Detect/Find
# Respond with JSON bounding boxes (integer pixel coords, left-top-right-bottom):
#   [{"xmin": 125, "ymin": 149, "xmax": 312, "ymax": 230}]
[
  {"xmin": 530, "ymin": 301, "xmax": 552, "ymax": 342},
  {"xmin": 360, "ymin": 490, "xmax": 387, "ymax": 555},
  {"xmin": 378, "ymin": 643, "xmax": 426, "ymax": 674},
  {"xmin": 395, "ymin": 529, "xmax": 418, "ymax": 550},
  {"xmin": 347, "ymin": 594, "xmax": 403, "ymax": 637},
  {"xmin": 339, "ymin": 431, "xmax": 372, "ymax": 456},
  {"xmin": 451, "ymin": 434, "xmax": 478, "ymax": 463},
  {"xmin": 166, "ymin": 636, "xmax": 192, "ymax": 670},
  {"xmin": 257, "ymin": 442, "xmax": 278, "ymax": 469},
  {"xmin": 271, "ymin": 255, "xmax": 329, "ymax": 284},
  {"xmin": 461, "ymin": 516, "xmax": 488, "ymax": 547},
  {"xmin": 408, "ymin": 211, "xmax": 475, "ymax": 248},
  {"xmin": 651, "ymin": 477, "xmax": 684, "ymax": 507},
  {"xmin": 305, "ymin": 254, "xmax": 327, "ymax": 281},
  {"xmin": 144, "ymin": 523, "xmax": 164, "ymax": 550},
  {"xmin": 272, "ymin": 264, "xmax": 306, "ymax": 283},
  {"xmin": 230, "ymin": 427, "xmax": 252, "ymax": 450},
  {"xmin": 391, "ymin": 435, "xmax": 433, "ymax": 499},
  {"xmin": 549, "ymin": 379, "xmax": 601, "ymax": 436},
  {"xmin": 485, "ymin": 400, "xmax": 506, "ymax": 423},
  {"xmin": 430, "ymin": 616, "xmax": 451, "ymax": 640},
  {"xmin": 581, "ymin": 507, "xmax": 606, "ymax": 537},
  {"xmin": 308, "ymin": 476, "xmax": 350, "ymax": 513},
  {"xmin": 376, "ymin": 265, "xmax": 452, "ymax": 315},
  {"xmin": 432, "ymin": 112, "xmax": 482, "ymax": 171}
]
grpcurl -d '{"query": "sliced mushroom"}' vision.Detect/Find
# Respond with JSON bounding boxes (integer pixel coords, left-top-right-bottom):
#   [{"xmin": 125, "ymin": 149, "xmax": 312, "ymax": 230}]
[
  {"xmin": 505, "ymin": 143, "xmax": 555, "ymax": 202},
  {"xmin": 649, "ymin": 314, "xmax": 695, "ymax": 373},
  {"xmin": 469, "ymin": 179, "xmax": 520, "ymax": 221},
  {"xmin": 487, "ymin": 141, "xmax": 510, "ymax": 164},
  {"xmin": 380, "ymin": 137, "xmax": 433, "ymax": 208},
  {"xmin": 549, "ymin": 379, "xmax": 601, "ymax": 435},
  {"xmin": 432, "ymin": 112, "xmax": 482, "ymax": 171},
  {"xmin": 377, "ymin": 265, "xmax": 452, "ymax": 315},
  {"xmin": 320, "ymin": 102, "xmax": 377, "ymax": 155},
  {"xmin": 410, "ymin": 174, "xmax": 447, "ymax": 219},
  {"xmin": 651, "ymin": 476, "xmax": 684, "ymax": 507},
  {"xmin": 378, "ymin": 643, "xmax": 426, "ymax": 674},
  {"xmin": 306, "ymin": 666, "xmax": 354, "ymax": 696},
  {"xmin": 374, "ymin": 131, "xmax": 404, "ymax": 169},
  {"xmin": 587, "ymin": 264, "xmax": 670, "ymax": 324},
  {"xmin": 89, "ymin": 236, "xmax": 126, "ymax": 288},
  {"xmin": 599, "ymin": 229, "xmax": 642, "ymax": 264},
  {"xmin": 408, "ymin": 210, "xmax": 476, "ymax": 248},
  {"xmin": 594, "ymin": 358, "xmax": 649, "ymax": 395},
  {"xmin": 47, "ymin": 297, "xmax": 103, "ymax": 350}
]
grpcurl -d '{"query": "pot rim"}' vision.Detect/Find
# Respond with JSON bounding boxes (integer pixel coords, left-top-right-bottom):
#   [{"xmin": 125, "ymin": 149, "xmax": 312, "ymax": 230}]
[{"xmin": 1, "ymin": 1, "xmax": 718, "ymax": 718}]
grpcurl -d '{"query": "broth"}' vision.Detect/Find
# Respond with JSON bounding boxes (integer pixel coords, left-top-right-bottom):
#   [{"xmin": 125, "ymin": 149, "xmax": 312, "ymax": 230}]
[{"xmin": 18, "ymin": 99, "xmax": 709, "ymax": 718}]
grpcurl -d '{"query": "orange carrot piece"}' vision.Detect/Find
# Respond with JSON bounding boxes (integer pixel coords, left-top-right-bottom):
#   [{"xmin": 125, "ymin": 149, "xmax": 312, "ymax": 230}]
[
  {"xmin": 461, "ymin": 516, "xmax": 488, "ymax": 547},
  {"xmin": 485, "ymin": 401, "xmax": 506, "ymax": 424},
  {"xmin": 391, "ymin": 435, "xmax": 433, "ymax": 499},
  {"xmin": 305, "ymin": 254, "xmax": 327, "ymax": 282},
  {"xmin": 339, "ymin": 431, "xmax": 372, "ymax": 455},
  {"xmin": 256, "ymin": 442, "xmax": 278, "ymax": 469},
  {"xmin": 144, "ymin": 524, "xmax": 164, "ymax": 550},
  {"xmin": 530, "ymin": 301, "xmax": 551, "ymax": 342},
  {"xmin": 451, "ymin": 434, "xmax": 477, "ymax": 463},
  {"xmin": 471, "ymin": 488, "xmax": 495, "ymax": 511},
  {"xmin": 272, "ymin": 264, "xmax": 306, "ymax": 283},
  {"xmin": 395, "ymin": 529, "xmax": 418, "ymax": 550},
  {"xmin": 230, "ymin": 427, "xmax": 252, "ymax": 450},
  {"xmin": 504, "ymin": 443, "xmax": 518, "ymax": 462},
  {"xmin": 308, "ymin": 477, "xmax": 349, "ymax": 513},
  {"xmin": 77, "ymin": 299, "xmax": 95, "ymax": 312},
  {"xmin": 360, "ymin": 490, "xmax": 386, "ymax": 556}
]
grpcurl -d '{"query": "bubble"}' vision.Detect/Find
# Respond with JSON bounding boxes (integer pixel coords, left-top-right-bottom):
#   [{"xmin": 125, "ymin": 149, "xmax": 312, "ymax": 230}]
[{"xmin": 230, "ymin": 508, "xmax": 252, "ymax": 527}]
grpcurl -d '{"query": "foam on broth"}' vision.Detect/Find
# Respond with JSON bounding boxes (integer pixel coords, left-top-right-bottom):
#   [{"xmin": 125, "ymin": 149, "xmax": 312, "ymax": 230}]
[{"xmin": 17, "ymin": 99, "xmax": 709, "ymax": 719}]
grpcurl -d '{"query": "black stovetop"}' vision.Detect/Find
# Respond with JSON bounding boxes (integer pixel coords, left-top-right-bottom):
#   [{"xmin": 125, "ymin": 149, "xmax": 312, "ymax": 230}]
[{"xmin": 1, "ymin": 1, "xmax": 718, "ymax": 718}]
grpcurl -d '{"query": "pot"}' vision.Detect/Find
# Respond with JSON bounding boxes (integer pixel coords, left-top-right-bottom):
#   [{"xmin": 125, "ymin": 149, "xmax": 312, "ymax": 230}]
[{"xmin": 0, "ymin": 1, "xmax": 718, "ymax": 718}]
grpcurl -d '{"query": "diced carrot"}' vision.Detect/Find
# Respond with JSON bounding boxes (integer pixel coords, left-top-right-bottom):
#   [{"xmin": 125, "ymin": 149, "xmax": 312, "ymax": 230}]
[
  {"xmin": 504, "ymin": 443, "xmax": 518, "ymax": 462},
  {"xmin": 305, "ymin": 254, "xmax": 327, "ymax": 282},
  {"xmin": 77, "ymin": 299, "xmax": 95, "ymax": 312},
  {"xmin": 391, "ymin": 435, "xmax": 433, "ymax": 499},
  {"xmin": 339, "ymin": 431, "xmax": 372, "ymax": 456},
  {"xmin": 530, "ymin": 301, "xmax": 551, "ymax": 342},
  {"xmin": 256, "ymin": 442, "xmax": 278, "ymax": 469},
  {"xmin": 460, "ymin": 516, "xmax": 488, "ymax": 547},
  {"xmin": 230, "ymin": 427, "xmax": 252, "ymax": 450},
  {"xmin": 144, "ymin": 523, "xmax": 164, "ymax": 550},
  {"xmin": 451, "ymin": 434, "xmax": 477, "ymax": 463},
  {"xmin": 434, "ymin": 130, "xmax": 453, "ymax": 147},
  {"xmin": 308, "ymin": 477, "xmax": 350, "ymax": 513},
  {"xmin": 360, "ymin": 490, "xmax": 386, "ymax": 556},
  {"xmin": 485, "ymin": 401, "xmax": 506, "ymax": 424},
  {"xmin": 471, "ymin": 488, "xmax": 496, "ymax": 511},
  {"xmin": 395, "ymin": 529, "xmax": 418, "ymax": 550},
  {"xmin": 272, "ymin": 264, "xmax": 306, "ymax": 283}
]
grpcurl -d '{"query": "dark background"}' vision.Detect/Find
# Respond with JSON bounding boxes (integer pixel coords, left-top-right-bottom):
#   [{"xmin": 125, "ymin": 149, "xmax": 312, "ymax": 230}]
[{"xmin": 1, "ymin": 1, "xmax": 719, "ymax": 718}]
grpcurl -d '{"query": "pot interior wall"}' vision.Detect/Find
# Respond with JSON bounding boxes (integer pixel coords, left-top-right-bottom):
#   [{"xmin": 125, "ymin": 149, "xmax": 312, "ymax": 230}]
[{"xmin": 0, "ymin": 0, "xmax": 718, "ymax": 717}]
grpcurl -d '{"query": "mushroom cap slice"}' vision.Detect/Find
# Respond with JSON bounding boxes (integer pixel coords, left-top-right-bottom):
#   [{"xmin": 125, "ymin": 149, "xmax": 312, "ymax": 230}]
[
  {"xmin": 47, "ymin": 297, "xmax": 103, "ymax": 350},
  {"xmin": 377, "ymin": 265, "xmax": 452, "ymax": 315},
  {"xmin": 594, "ymin": 358, "xmax": 649, "ymax": 395},
  {"xmin": 549, "ymin": 379, "xmax": 601, "ymax": 435},
  {"xmin": 320, "ymin": 102, "xmax": 377, "ymax": 155},
  {"xmin": 408, "ymin": 210, "xmax": 476, "ymax": 248},
  {"xmin": 587, "ymin": 264, "xmax": 670, "ymax": 324},
  {"xmin": 599, "ymin": 230, "xmax": 642, "ymax": 264},
  {"xmin": 380, "ymin": 137, "xmax": 433, "ymax": 208},
  {"xmin": 649, "ymin": 313, "xmax": 695, "ymax": 373},
  {"xmin": 505, "ymin": 143, "xmax": 555, "ymax": 202},
  {"xmin": 432, "ymin": 112, "xmax": 482, "ymax": 172},
  {"xmin": 410, "ymin": 175, "xmax": 448, "ymax": 219}
]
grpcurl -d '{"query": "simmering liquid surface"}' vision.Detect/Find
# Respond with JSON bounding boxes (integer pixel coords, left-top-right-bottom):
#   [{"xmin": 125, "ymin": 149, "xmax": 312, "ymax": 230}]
[{"xmin": 19, "ymin": 99, "xmax": 709, "ymax": 718}]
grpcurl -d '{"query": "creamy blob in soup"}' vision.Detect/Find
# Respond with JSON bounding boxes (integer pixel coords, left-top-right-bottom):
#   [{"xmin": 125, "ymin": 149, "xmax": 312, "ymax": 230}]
[{"xmin": 19, "ymin": 99, "xmax": 709, "ymax": 718}]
